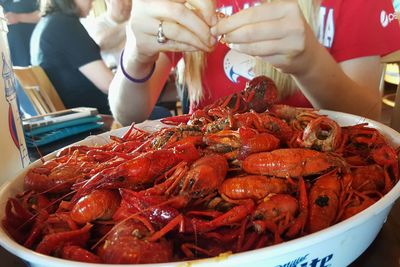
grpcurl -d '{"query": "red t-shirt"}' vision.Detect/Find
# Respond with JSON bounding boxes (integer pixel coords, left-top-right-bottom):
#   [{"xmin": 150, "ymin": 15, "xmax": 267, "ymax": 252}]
[
  {"xmin": 320, "ymin": 0, "xmax": 400, "ymax": 61},
  {"xmin": 167, "ymin": 0, "xmax": 400, "ymax": 112}
]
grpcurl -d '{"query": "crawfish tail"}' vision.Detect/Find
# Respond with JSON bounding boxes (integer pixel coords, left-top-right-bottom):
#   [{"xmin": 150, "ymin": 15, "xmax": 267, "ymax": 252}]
[
  {"xmin": 70, "ymin": 189, "xmax": 121, "ymax": 224},
  {"xmin": 242, "ymin": 148, "xmax": 346, "ymax": 178},
  {"xmin": 219, "ymin": 175, "xmax": 294, "ymax": 201}
]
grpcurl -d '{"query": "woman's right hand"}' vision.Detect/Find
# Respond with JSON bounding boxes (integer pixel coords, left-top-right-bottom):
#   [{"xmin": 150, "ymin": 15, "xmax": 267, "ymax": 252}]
[
  {"xmin": 129, "ymin": 0, "xmax": 217, "ymax": 63},
  {"xmin": 5, "ymin": 12, "xmax": 19, "ymax": 25}
]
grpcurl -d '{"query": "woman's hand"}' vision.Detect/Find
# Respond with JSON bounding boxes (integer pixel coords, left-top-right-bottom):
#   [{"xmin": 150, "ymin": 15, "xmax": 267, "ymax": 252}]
[
  {"xmin": 211, "ymin": 0, "xmax": 320, "ymax": 74},
  {"xmin": 129, "ymin": 0, "xmax": 217, "ymax": 63},
  {"xmin": 5, "ymin": 12, "xmax": 20, "ymax": 25}
]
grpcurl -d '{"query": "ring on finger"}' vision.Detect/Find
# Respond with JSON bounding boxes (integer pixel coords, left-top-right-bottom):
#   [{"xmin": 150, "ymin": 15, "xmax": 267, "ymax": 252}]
[{"xmin": 157, "ymin": 21, "xmax": 168, "ymax": 44}]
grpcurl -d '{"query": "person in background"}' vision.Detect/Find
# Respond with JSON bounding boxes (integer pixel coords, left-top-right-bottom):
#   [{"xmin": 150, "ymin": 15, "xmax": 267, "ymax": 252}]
[
  {"xmin": 109, "ymin": 0, "xmax": 400, "ymax": 126},
  {"xmin": 85, "ymin": 0, "xmax": 172, "ymax": 120},
  {"xmin": 0, "ymin": 0, "xmax": 40, "ymax": 66},
  {"xmin": 82, "ymin": 0, "xmax": 172, "ymax": 120},
  {"xmin": 30, "ymin": 0, "xmax": 114, "ymax": 115},
  {"xmin": 84, "ymin": 0, "xmax": 131, "ymax": 70}
]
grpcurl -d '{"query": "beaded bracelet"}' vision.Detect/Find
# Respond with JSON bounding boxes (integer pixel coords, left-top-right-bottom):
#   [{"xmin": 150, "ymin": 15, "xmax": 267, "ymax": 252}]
[{"xmin": 120, "ymin": 50, "xmax": 156, "ymax": 83}]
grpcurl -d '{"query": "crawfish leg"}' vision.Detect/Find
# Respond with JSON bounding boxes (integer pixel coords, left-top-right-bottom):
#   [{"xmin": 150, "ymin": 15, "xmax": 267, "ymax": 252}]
[
  {"xmin": 190, "ymin": 200, "xmax": 254, "ymax": 233},
  {"xmin": 146, "ymin": 214, "xmax": 183, "ymax": 242}
]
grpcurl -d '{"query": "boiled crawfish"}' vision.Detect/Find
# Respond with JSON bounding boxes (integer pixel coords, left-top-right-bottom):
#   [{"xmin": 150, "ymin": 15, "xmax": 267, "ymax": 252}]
[
  {"xmin": 242, "ymin": 148, "xmax": 347, "ymax": 178},
  {"xmin": 3, "ymin": 75, "xmax": 399, "ymax": 264},
  {"xmin": 161, "ymin": 75, "xmax": 278, "ymax": 126}
]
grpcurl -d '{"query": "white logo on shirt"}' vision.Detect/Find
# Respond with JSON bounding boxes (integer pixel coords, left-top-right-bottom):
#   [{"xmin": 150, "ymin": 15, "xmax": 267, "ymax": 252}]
[
  {"xmin": 381, "ymin": 10, "xmax": 390, "ymax": 27},
  {"xmin": 318, "ymin": 7, "xmax": 334, "ymax": 48},
  {"xmin": 219, "ymin": 1, "xmax": 259, "ymax": 83},
  {"xmin": 380, "ymin": 10, "xmax": 397, "ymax": 28},
  {"xmin": 223, "ymin": 50, "xmax": 254, "ymax": 83},
  {"xmin": 217, "ymin": 1, "xmax": 260, "ymax": 15}
]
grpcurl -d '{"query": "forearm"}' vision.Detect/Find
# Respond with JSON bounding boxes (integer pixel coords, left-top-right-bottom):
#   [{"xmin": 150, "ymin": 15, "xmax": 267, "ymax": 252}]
[
  {"xmin": 109, "ymin": 52, "xmax": 171, "ymax": 125},
  {"xmin": 16, "ymin": 11, "xmax": 40, "ymax": 24},
  {"xmin": 110, "ymin": 0, "xmax": 215, "ymax": 125},
  {"xmin": 79, "ymin": 60, "xmax": 114, "ymax": 94},
  {"xmin": 212, "ymin": 2, "xmax": 383, "ymax": 120},
  {"xmin": 292, "ymin": 43, "xmax": 382, "ymax": 121}
]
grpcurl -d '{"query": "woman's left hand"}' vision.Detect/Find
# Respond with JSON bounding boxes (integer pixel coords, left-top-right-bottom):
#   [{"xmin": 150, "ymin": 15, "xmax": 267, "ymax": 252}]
[{"xmin": 211, "ymin": 0, "xmax": 319, "ymax": 74}]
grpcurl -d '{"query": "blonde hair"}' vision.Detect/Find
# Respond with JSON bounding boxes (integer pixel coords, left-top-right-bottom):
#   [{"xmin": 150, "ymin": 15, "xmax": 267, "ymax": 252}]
[{"xmin": 180, "ymin": 0, "xmax": 319, "ymax": 105}]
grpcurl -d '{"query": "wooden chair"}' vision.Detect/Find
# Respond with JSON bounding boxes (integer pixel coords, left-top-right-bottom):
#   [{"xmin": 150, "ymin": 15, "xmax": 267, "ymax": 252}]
[
  {"xmin": 381, "ymin": 50, "xmax": 400, "ymax": 131},
  {"xmin": 13, "ymin": 66, "xmax": 66, "ymax": 115}
]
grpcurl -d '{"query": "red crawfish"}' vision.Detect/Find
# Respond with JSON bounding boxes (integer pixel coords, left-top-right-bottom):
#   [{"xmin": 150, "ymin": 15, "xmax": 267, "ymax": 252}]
[
  {"xmin": 70, "ymin": 143, "xmax": 200, "ymax": 203},
  {"xmin": 242, "ymin": 148, "xmax": 347, "ymax": 178},
  {"xmin": 219, "ymin": 175, "xmax": 295, "ymax": 201},
  {"xmin": 307, "ymin": 170, "xmax": 342, "ymax": 234},
  {"xmin": 204, "ymin": 127, "xmax": 280, "ymax": 160}
]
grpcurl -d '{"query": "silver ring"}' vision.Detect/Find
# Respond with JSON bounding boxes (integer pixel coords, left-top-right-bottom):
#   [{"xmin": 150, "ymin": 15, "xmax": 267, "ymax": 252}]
[{"xmin": 157, "ymin": 21, "xmax": 167, "ymax": 44}]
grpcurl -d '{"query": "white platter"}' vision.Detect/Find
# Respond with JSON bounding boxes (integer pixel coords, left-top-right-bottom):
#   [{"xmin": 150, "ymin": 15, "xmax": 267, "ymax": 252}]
[{"xmin": 0, "ymin": 111, "xmax": 399, "ymax": 267}]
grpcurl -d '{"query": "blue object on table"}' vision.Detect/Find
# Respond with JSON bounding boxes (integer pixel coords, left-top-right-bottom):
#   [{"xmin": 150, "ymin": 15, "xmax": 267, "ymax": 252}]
[
  {"xmin": 25, "ymin": 121, "xmax": 104, "ymax": 147},
  {"xmin": 24, "ymin": 114, "xmax": 104, "ymax": 147},
  {"xmin": 24, "ymin": 115, "xmax": 102, "ymax": 136}
]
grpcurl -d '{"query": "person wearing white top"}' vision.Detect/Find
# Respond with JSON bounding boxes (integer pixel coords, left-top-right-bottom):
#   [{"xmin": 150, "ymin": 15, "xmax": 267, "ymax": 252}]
[{"xmin": 85, "ymin": 0, "xmax": 131, "ymax": 69}]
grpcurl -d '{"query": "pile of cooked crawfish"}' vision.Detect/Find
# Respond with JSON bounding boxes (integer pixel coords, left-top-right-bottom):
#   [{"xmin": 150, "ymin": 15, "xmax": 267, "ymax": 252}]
[{"xmin": 3, "ymin": 76, "xmax": 399, "ymax": 264}]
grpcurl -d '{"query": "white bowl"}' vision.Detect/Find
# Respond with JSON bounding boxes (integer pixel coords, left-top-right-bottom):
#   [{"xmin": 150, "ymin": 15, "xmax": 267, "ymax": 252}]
[{"xmin": 0, "ymin": 111, "xmax": 400, "ymax": 267}]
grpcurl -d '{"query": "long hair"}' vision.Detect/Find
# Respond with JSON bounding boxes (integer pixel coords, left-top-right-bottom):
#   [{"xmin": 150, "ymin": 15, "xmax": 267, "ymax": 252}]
[
  {"xmin": 180, "ymin": 0, "xmax": 319, "ymax": 105},
  {"xmin": 40, "ymin": 0, "xmax": 80, "ymax": 16}
]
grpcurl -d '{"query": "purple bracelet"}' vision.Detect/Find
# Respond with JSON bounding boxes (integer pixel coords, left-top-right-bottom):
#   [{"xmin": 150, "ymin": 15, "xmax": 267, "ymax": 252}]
[{"xmin": 120, "ymin": 50, "xmax": 156, "ymax": 83}]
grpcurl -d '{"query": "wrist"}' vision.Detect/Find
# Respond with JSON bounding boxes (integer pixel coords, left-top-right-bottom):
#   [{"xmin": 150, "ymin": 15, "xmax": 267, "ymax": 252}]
[
  {"xmin": 125, "ymin": 26, "xmax": 159, "ymax": 65},
  {"xmin": 290, "ymin": 29, "xmax": 322, "ymax": 77},
  {"xmin": 292, "ymin": 43, "xmax": 332, "ymax": 90},
  {"xmin": 124, "ymin": 45, "xmax": 159, "ymax": 66},
  {"xmin": 120, "ymin": 50, "xmax": 156, "ymax": 83}
]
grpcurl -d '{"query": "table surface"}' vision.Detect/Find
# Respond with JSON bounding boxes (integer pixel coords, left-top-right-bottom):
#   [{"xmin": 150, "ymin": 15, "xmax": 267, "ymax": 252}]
[{"xmin": 1, "ymin": 117, "xmax": 400, "ymax": 266}]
